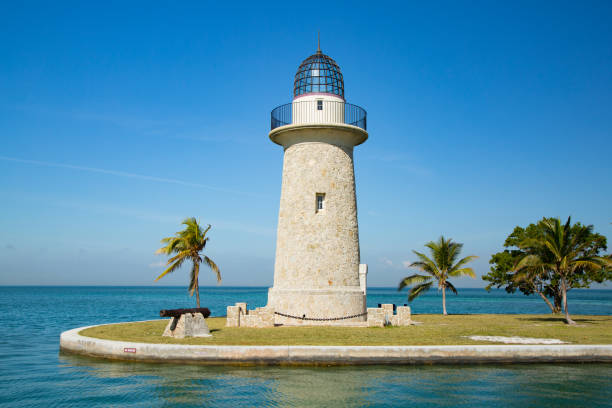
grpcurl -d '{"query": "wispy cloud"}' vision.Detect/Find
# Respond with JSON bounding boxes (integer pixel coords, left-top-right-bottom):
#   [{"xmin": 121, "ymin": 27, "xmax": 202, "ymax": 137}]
[
  {"xmin": 171, "ymin": 132, "xmax": 255, "ymax": 145},
  {"xmin": 12, "ymin": 104, "xmax": 171, "ymax": 134},
  {"xmin": 381, "ymin": 257, "xmax": 394, "ymax": 266},
  {"xmin": 0, "ymin": 155, "xmax": 266, "ymax": 198},
  {"xmin": 379, "ymin": 258, "xmax": 414, "ymax": 270},
  {"xmin": 366, "ymin": 152, "xmax": 410, "ymax": 163},
  {"xmin": 362, "ymin": 150, "xmax": 432, "ymax": 176},
  {"xmin": 4, "ymin": 189, "xmax": 275, "ymax": 237},
  {"xmin": 30, "ymin": 195, "xmax": 184, "ymax": 224},
  {"xmin": 10, "ymin": 104, "xmax": 253, "ymax": 144},
  {"xmin": 210, "ymin": 219, "xmax": 275, "ymax": 237},
  {"xmin": 72, "ymin": 111, "xmax": 170, "ymax": 132},
  {"xmin": 149, "ymin": 261, "xmax": 166, "ymax": 268}
]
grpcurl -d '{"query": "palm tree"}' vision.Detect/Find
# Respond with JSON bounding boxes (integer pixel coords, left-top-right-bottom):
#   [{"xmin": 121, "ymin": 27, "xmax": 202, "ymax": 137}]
[
  {"xmin": 398, "ymin": 236, "xmax": 477, "ymax": 315},
  {"xmin": 512, "ymin": 264, "xmax": 562, "ymax": 314},
  {"xmin": 514, "ymin": 217, "xmax": 610, "ymax": 325},
  {"xmin": 155, "ymin": 217, "xmax": 221, "ymax": 308}
]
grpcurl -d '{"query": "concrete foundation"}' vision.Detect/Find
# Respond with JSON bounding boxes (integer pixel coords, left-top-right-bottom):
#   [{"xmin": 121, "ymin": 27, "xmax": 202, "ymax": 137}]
[
  {"xmin": 268, "ymin": 288, "xmax": 366, "ymax": 325},
  {"xmin": 60, "ymin": 323, "xmax": 612, "ymax": 365}
]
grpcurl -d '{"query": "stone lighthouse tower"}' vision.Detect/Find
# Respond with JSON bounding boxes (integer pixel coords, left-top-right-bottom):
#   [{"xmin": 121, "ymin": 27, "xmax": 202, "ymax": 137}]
[{"xmin": 267, "ymin": 44, "xmax": 368, "ymax": 325}]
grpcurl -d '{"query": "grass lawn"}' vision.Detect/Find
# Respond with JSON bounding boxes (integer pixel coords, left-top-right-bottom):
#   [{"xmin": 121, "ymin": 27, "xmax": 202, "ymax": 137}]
[{"xmin": 79, "ymin": 314, "xmax": 612, "ymax": 346}]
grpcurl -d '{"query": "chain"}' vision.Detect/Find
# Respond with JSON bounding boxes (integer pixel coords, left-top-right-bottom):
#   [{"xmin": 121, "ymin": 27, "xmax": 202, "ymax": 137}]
[{"xmin": 274, "ymin": 311, "xmax": 367, "ymax": 321}]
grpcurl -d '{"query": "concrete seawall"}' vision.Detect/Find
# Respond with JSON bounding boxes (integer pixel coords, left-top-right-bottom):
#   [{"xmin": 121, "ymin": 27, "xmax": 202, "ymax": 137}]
[{"xmin": 60, "ymin": 324, "xmax": 612, "ymax": 365}]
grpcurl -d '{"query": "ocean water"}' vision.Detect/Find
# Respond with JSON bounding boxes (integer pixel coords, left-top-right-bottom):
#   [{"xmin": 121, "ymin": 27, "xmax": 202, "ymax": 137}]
[{"xmin": 0, "ymin": 286, "xmax": 610, "ymax": 407}]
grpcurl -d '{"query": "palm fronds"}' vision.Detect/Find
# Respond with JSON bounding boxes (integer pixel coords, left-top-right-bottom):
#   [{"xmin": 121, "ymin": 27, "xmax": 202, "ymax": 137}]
[
  {"xmin": 203, "ymin": 255, "xmax": 221, "ymax": 283},
  {"xmin": 445, "ymin": 280, "xmax": 458, "ymax": 295},
  {"xmin": 155, "ymin": 254, "xmax": 187, "ymax": 281},
  {"xmin": 398, "ymin": 274, "xmax": 431, "ymax": 291},
  {"xmin": 408, "ymin": 281, "xmax": 434, "ymax": 301},
  {"xmin": 154, "ymin": 217, "xmax": 221, "ymax": 307}
]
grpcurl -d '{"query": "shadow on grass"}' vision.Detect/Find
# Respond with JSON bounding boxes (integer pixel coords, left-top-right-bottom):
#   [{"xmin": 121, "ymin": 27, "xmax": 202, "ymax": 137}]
[{"xmin": 517, "ymin": 317, "xmax": 600, "ymax": 324}]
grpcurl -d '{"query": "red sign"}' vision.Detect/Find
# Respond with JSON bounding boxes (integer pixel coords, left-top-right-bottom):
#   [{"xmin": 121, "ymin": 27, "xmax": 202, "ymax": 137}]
[{"xmin": 123, "ymin": 347, "xmax": 137, "ymax": 353}]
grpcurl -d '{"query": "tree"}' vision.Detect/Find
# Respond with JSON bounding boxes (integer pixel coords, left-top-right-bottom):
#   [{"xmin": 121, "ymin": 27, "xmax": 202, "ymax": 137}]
[
  {"xmin": 155, "ymin": 217, "xmax": 221, "ymax": 308},
  {"xmin": 484, "ymin": 223, "xmax": 563, "ymax": 313},
  {"xmin": 483, "ymin": 217, "xmax": 610, "ymax": 318},
  {"xmin": 398, "ymin": 236, "xmax": 477, "ymax": 315},
  {"xmin": 513, "ymin": 217, "xmax": 611, "ymax": 325}
]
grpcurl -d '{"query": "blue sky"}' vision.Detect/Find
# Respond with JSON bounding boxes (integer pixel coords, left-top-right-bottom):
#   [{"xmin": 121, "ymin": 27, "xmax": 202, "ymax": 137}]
[{"xmin": 1, "ymin": 1, "xmax": 611, "ymax": 287}]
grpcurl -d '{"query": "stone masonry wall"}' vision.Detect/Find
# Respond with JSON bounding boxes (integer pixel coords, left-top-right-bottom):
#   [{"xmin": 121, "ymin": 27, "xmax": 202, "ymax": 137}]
[
  {"xmin": 367, "ymin": 304, "xmax": 412, "ymax": 327},
  {"xmin": 267, "ymin": 138, "xmax": 365, "ymax": 323},
  {"xmin": 226, "ymin": 303, "xmax": 274, "ymax": 328},
  {"xmin": 228, "ymin": 302, "xmax": 410, "ymax": 328},
  {"xmin": 272, "ymin": 141, "xmax": 360, "ymax": 289}
]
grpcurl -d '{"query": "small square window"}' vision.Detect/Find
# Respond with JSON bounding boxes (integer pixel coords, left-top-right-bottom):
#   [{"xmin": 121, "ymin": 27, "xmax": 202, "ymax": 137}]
[
  {"xmin": 316, "ymin": 193, "xmax": 325, "ymax": 212},
  {"xmin": 317, "ymin": 100, "xmax": 323, "ymax": 110}
]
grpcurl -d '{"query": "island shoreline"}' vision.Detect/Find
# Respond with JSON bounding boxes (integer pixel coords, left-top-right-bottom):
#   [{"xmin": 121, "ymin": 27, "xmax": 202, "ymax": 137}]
[{"xmin": 60, "ymin": 321, "xmax": 612, "ymax": 366}]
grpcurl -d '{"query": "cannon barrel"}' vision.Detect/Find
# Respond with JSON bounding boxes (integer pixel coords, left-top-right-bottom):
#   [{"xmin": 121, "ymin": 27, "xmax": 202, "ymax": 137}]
[{"xmin": 159, "ymin": 307, "xmax": 211, "ymax": 318}]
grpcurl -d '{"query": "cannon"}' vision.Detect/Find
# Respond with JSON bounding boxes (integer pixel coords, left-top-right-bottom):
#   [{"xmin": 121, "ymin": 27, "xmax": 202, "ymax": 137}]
[{"xmin": 159, "ymin": 308, "xmax": 211, "ymax": 331}]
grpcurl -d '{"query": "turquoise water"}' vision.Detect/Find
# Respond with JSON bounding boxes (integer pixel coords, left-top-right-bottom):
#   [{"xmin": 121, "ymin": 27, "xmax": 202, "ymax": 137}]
[{"xmin": 0, "ymin": 286, "xmax": 611, "ymax": 407}]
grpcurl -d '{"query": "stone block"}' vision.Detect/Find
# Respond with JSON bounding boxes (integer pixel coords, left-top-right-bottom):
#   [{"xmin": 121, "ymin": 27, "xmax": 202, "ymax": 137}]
[
  {"xmin": 396, "ymin": 306, "xmax": 411, "ymax": 326},
  {"xmin": 226, "ymin": 306, "xmax": 239, "ymax": 327},
  {"xmin": 367, "ymin": 307, "xmax": 385, "ymax": 327},
  {"xmin": 381, "ymin": 304, "xmax": 394, "ymax": 314},
  {"xmin": 243, "ymin": 314, "xmax": 255, "ymax": 327},
  {"xmin": 255, "ymin": 307, "xmax": 275, "ymax": 328},
  {"xmin": 240, "ymin": 313, "xmax": 257, "ymax": 327},
  {"xmin": 381, "ymin": 304, "xmax": 394, "ymax": 325},
  {"xmin": 237, "ymin": 303, "xmax": 247, "ymax": 326},
  {"xmin": 236, "ymin": 302, "xmax": 247, "ymax": 316},
  {"xmin": 163, "ymin": 313, "xmax": 211, "ymax": 338},
  {"xmin": 241, "ymin": 307, "xmax": 275, "ymax": 328}
]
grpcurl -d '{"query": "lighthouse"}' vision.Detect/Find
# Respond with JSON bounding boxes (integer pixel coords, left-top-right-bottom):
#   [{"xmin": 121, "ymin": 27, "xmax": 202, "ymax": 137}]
[{"xmin": 266, "ymin": 44, "xmax": 368, "ymax": 325}]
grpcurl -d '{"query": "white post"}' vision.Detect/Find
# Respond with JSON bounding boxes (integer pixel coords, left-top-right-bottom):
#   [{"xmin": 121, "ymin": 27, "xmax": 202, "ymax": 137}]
[{"xmin": 359, "ymin": 264, "xmax": 368, "ymax": 295}]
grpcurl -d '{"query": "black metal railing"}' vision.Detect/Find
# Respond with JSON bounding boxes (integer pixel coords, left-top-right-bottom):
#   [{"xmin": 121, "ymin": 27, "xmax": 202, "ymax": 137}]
[
  {"xmin": 270, "ymin": 100, "xmax": 367, "ymax": 131},
  {"xmin": 271, "ymin": 103, "xmax": 292, "ymax": 130}
]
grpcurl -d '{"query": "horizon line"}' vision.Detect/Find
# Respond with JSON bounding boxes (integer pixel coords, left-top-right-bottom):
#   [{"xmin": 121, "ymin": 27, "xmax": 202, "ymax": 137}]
[{"xmin": 0, "ymin": 284, "xmax": 609, "ymax": 290}]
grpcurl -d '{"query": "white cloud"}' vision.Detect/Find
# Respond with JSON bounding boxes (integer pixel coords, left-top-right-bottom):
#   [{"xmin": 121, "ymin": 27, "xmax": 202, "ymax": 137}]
[
  {"xmin": 149, "ymin": 261, "xmax": 167, "ymax": 268},
  {"xmin": 0, "ymin": 155, "xmax": 266, "ymax": 198},
  {"xmin": 402, "ymin": 260, "xmax": 412, "ymax": 269},
  {"xmin": 381, "ymin": 257, "xmax": 393, "ymax": 266}
]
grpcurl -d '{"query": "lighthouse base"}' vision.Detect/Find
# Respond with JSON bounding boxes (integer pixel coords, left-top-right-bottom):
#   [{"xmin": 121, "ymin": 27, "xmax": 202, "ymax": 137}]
[{"xmin": 267, "ymin": 287, "xmax": 366, "ymax": 326}]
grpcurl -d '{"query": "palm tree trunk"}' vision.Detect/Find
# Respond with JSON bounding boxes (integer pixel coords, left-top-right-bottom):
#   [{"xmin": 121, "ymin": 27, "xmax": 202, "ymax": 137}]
[
  {"xmin": 534, "ymin": 288, "xmax": 557, "ymax": 314},
  {"xmin": 561, "ymin": 278, "xmax": 575, "ymax": 325},
  {"xmin": 194, "ymin": 261, "xmax": 201, "ymax": 308},
  {"xmin": 442, "ymin": 286, "xmax": 447, "ymax": 316},
  {"xmin": 195, "ymin": 277, "xmax": 200, "ymax": 308},
  {"xmin": 553, "ymin": 292, "xmax": 562, "ymax": 314}
]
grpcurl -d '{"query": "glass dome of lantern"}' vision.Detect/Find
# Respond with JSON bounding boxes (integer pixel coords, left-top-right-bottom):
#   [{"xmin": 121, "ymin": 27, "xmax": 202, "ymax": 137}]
[{"xmin": 293, "ymin": 48, "xmax": 344, "ymax": 99}]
